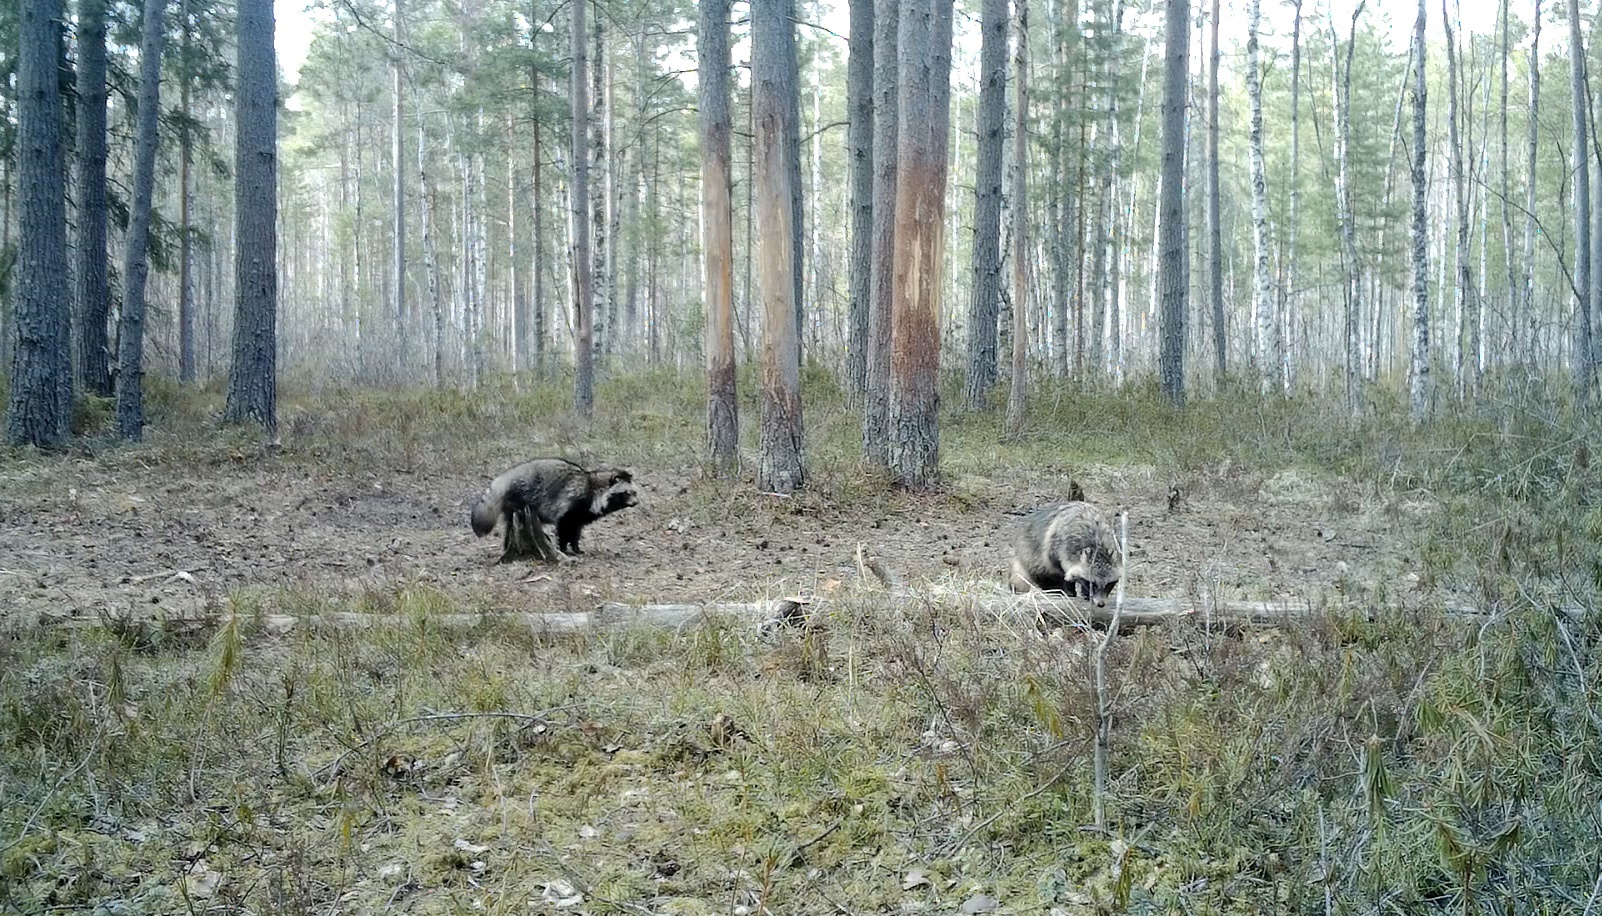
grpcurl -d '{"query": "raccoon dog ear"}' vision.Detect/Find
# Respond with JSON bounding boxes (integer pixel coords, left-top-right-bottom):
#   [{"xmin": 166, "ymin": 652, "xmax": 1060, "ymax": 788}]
[{"xmin": 610, "ymin": 469, "xmax": 633, "ymax": 485}]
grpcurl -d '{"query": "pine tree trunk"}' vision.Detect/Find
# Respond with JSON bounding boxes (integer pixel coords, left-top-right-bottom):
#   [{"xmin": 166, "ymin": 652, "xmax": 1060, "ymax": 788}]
[
  {"xmin": 1005, "ymin": 0, "xmax": 1029, "ymax": 435},
  {"xmin": 1522, "ymin": 0, "xmax": 1541, "ymax": 368},
  {"xmin": 888, "ymin": 0, "xmax": 955, "ymax": 490},
  {"xmin": 178, "ymin": 0, "xmax": 196, "ymax": 384},
  {"xmin": 1409, "ymin": 0, "xmax": 1429, "ymax": 420},
  {"xmin": 1246, "ymin": 0, "xmax": 1274, "ymax": 393},
  {"xmin": 862, "ymin": 0, "xmax": 899, "ymax": 467},
  {"xmin": 115, "ymin": 0, "xmax": 168, "ymax": 440},
  {"xmin": 75, "ymin": 0, "xmax": 112, "ymax": 397},
  {"xmin": 572, "ymin": 0, "xmax": 596, "ymax": 413},
  {"xmin": 1206, "ymin": 0, "xmax": 1224, "ymax": 378},
  {"xmin": 845, "ymin": 0, "xmax": 874, "ymax": 404},
  {"xmin": 1057, "ymin": 0, "xmax": 1078, "ymax": 379},
  {"xmin": 533, "ymin": 69, "xmax": 546, "ymax": 372},
  {"xmin": 393, "ymin": 0, "xmax": 408, "ymax": 375},
  {"xmin": 965, "ymin": 0, "xmax": 1007, "ymax": 411},
  {"xmin": 700, "ymin": 0, "xmax": 738, "ymax": 473},
  {"xmin": 1569, "ymin": 0, "xmax": 1592, "ymax": 400},
  {"xmin": 415, "ymin": 87, "xmax": 445, "ymax": 388},
  {"xmin": 785, "ymin": 0, "xmax": 806, "ymax": 362},
  {"xmin": 222, "ymin": 0, "xmax": 278, "ymax": 434},
  {"xmin": 1156, "ymin": 0, "xmax": 1189, "ymax": 408},
  {"xmin": 1282, "ymin": 0, "xmax": 1302, "ymax": 391},
  {"xmin": 755, "ymin": 0, "xmax": 805, "ymax": 493},
  {"xmin": 7, "ymin": 0, "xmax": 72, "ymax": 447}
]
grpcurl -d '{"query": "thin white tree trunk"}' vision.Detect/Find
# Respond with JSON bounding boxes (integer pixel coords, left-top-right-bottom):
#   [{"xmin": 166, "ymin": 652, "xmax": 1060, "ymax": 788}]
[{"xmin": 1246, "ymin": 0, "xmax": 1273, "ymax": 393}]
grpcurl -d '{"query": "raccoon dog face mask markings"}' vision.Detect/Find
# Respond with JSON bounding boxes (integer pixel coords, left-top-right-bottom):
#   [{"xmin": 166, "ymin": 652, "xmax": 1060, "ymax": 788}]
[{"xmin": 1009, "ymin": 501, "xmax": 1124, "ymax": 607}]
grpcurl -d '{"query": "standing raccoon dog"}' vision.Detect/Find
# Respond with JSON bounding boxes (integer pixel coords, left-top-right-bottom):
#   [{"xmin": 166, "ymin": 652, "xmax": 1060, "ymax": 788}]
[
  {"xmin": 1010, "ymin": 501, "xmax": 1123, "ymax": 606},
  {"xmin": 471, "ymin": 458, "xmax": 639, "ymax": 562}
]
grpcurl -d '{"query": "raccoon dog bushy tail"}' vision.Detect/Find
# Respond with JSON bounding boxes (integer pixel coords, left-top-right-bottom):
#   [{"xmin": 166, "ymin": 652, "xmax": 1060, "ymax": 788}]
[{"xmin": 471, "ymin": 457, "xmax": 640, "ymax": 560}]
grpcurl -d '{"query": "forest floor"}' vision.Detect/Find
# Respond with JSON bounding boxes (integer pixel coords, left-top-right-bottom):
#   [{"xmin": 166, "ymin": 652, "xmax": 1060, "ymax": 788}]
[{"xmin": 1, "ymin": 372, "xmax": 1598, "ymax": 915}]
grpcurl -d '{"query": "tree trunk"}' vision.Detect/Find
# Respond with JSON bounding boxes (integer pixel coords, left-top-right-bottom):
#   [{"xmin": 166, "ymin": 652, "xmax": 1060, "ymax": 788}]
[
  {"xmin": 591, "ymin": 12, "xmax": 609, "ymax": 366},
  {"xmin": 1283, "ymin": 0, "xmax": 1302, "ymax": 391},
  {"xmin": 75, "ymin": 0, "xmax": 112, "ymax": 397},
  {"xmin": 533, "ymin": 69, "xmax": 546, "ymax": 372},
  {"xmin": 862, "ymin": 0, "xmax": 899, "ymax": 467},
  {"xmin": 1057, "ymin": 0, "xmax": 1078, "ymax": 379},
  {"xmin": 845, "ymin": 0, "xmax": 874, "ymax": 404},
  {"xmin": 115, "ymin": 0, "xmax": 169, "ymax": 440},
  {"xmin": 701, "ymin": 0, "xmax": 738, "ymax": 474},
  {"xmin": 178, "ymin": 0, "xmax": 196, "ymax": 384},
  {"xmin": 887, "ymin": 0, "xmax": 955, "ymax": 490},
  {"xmin": 222, "ymin": 0, "xmax": 278, "ymax": 434},
  {"xmin": 1409, "ymin": 0, "xmax": 1429, "ymax": 420},
  {"xmin": 1246, "ymin": 0, "xmax": 1273, "ymax": 393},
  {"xmin": 1523, "ymin": 0, "xmax": 1541, "ymax": 368},
  {"xmin": 7, "ymin": 0, "xmax": 72, "ymax": 447},
  {"xmin": 966, "ymin": 0, "xmax": 1007, "ymax": 411},
  {"xmin": 785, "ymin": 0, "xmax": 806, "ymax": 362},
  {"xmin": 572, "ymin": 0, "xmax": 596, "ymax": 414},
  {"xmin": 393, "ymin": 0, "xmax": 408, "ymax": 375},
  {"xmin": 1570, "ymin": 0, "xmax": 1592, "ymax": 401},
  {"xmin": 1156, "ymin": 0, "xmax": 1189, "ymax": 408},
  {"xmin": 1206, "ymin": 0, "xmax": 1224, "ymax": 378},
  {"xmin": 1331, "ymin": 2, "xmax": 1366, "ymax": 415},
  {"xmin": 1005, "ymin": 0, "xmax": 1029, "ymax": 436},
  {"xmin": 755, "ymin": 0, "xmax": 805, "ymax": 493},
  {"xmin": 1444, "ymin": 0, "xmax": 1468, "ymax": 399}
]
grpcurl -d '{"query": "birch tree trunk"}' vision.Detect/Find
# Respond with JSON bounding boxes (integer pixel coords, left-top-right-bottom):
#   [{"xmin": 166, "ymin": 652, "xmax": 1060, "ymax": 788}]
[
  {"xmin": 572, "ymin": 0, "xmax": 596, "ymax": 414},
  {"xmin": 1246, "ymin": 0, "xmax": 1273, "ymax": 393},
  {"xmin": 845, "ymin": 0, "xmax": 875, "ymax": 404},
  {"xmin": 1283, "ymin": 0, "xmax": 1302, "ymax": 391},
  {"xmin": 115, "ymin": 0, "xmax": 169, "ymax": 440},
  {"xmin": 1005, "ymin": 0, "xmax": 1029, "ymax": 436},
  {"xmin": 887, "ymin": 0, "xmax": 955, "ymax": 490},
  {"xmin": 1331, "ymin": 2, "xmax": 1365, "ymax": 415},
  {"xmin": 1409, "ymin": 0, "xmax": 1429, "ymax": 420},
  {"xmin": 700, "ymin": 0, "xmax": 738, "ymax": 473},
  {"xmin": 222, "ymin": 0, "xmax": 278, "ymax": 433},
  {"xmin": 7, "ymin": 0, "xmax": 72, "ymax": 447},
  {"xmin": 1156, "ymin": 0, "xmax": 1189, "ymax": 407},
  {"xmin": 75, "ymin": 0, "xmax": 112, "ymax": 397},
  {"xmin": 1444, "ymin": 1, "xmax": 1468, "ymax": 398},
  {"xmin": 755, "ymin": 0, "xmax": 805, "ymax": 493},
  {"xmin": 1206, "ymin": 0, "xmax": 1224, "ymax": 378},
  {"xmin": 966, "ymin": 0, "xmax": 1007, "ymax": 411},
  {"xmin": 862, "ymin": 0, "xmax": 899, "ymax": 467}
]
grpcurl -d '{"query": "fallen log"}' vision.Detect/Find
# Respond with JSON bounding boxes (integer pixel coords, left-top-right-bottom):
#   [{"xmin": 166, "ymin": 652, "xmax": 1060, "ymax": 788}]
[{"xmin": 14, "ymin": 588, "xmax": 1560, "ymax": 637}]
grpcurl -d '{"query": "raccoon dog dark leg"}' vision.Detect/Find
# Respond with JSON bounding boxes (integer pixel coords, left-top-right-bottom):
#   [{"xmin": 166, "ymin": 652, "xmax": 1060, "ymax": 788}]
[{"xmin": 556, "ymin": 516, "xmax": 584, "ymax": 556}]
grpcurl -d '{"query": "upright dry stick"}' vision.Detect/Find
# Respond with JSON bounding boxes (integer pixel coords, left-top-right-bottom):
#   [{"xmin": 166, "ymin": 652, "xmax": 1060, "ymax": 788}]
[{"xmin": 1092, "ymin": 509, "xmax": 1128, "ymax": 831}]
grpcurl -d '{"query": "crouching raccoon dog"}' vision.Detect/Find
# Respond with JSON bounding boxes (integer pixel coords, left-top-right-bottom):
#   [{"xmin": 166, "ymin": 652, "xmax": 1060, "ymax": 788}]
[
  {"xmin": 471, "ymin": 458, "xmax": 639, "ymax": 561},
  {"xmin": 1010, "ymin": 501, "xmax": 1123, "ymax": 607}
]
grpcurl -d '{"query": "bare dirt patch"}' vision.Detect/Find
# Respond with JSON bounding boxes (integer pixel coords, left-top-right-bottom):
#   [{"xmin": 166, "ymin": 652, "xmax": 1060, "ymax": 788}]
[{"xmin": 0, "ymin": 435, "xmax": 1428, "ymax": 626}]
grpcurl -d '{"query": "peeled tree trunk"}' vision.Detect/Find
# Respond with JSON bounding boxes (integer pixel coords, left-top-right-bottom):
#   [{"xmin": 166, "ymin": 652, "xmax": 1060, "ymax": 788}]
[
  {"xmin": 861, "ymin": 0, "xmax": 899, "ymax": 467},
  {"xmin": 699, "ymin": 0, "xmax": 738, "ymax": 473},
  {"xmin": 115, "ymin": 0, "xmax": 169, "ymax": 440},
  {"xmin": 754, "ymin": 0, "xmax": 805, "ymax": 494},
  {"xmin": 1409, "ymin": 0, "xmax": 1429, "ymax": 420},
  {"xmin": 7, "ymin": 0, "xmax": 73, "ymax": 448},
  {"xmin": 887, "ymin": 0, "xmax": 955, "ymax": 490},
  {"xmin": 965, "ymin": 0, "xmax": 1007, "ymax": 411},
  {"xmin": 1246, "ymin": 0, "xmax": 1273, "ymax": 393},
  {"xmin": 222, "ymin": 0, "xmax": 278, "ymax": 434}
]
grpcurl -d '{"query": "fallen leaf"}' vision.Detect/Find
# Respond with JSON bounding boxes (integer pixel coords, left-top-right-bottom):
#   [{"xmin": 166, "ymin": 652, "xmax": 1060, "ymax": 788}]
[
  {"xmin": 901, "ymin": 869, "xmax": 930, "ymax": 891},
  {"xmin": 184, "ymin": 862, "xmax": 222, "ymax": 899},
  {"xmin": 541, "ymin": 879, "xmax": 583, "ymax": 908},
  {"xmin": 453, "ymin": 838, "xmax": 489, "ymax": 856},
  {"xmin": 961, "ymin": 893, "xmax": 999, "ymax": 914}
]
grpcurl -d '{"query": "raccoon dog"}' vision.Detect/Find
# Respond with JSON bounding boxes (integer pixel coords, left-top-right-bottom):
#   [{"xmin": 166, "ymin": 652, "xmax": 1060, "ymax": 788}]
[
  {"xmin": 471, "ymin": 458, "xmax": 639, "ymax": 560},
  {"xmin": 1009, "ymin": 501, "xmax": 1123, "ymax": 606}
]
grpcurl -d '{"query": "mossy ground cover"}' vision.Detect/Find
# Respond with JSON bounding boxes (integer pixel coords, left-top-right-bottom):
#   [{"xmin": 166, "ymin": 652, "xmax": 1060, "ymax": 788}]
[{"xmin": 2, "ymin": 370, "xmax": 1599, "ymax": 913}]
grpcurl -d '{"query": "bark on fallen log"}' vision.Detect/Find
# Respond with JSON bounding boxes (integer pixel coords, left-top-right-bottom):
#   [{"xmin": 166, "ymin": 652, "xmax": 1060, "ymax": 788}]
[{"xmin": 15, "ymin": 588, "xmax": 1565, "ymax": 636}]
